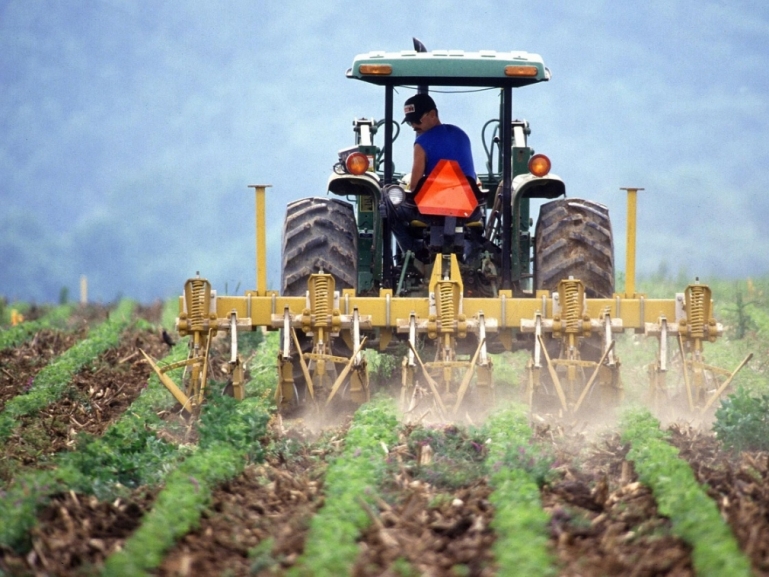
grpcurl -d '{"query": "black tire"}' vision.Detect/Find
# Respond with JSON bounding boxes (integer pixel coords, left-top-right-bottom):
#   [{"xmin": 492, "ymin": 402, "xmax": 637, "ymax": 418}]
[
  {"xmin": 281, "ymin": 197, "xmax": 357, "ymax": 295},
  {"xmin": 280, "ymin": 197, "xmax": 358, "ymax": 405},
  {"xmin": 534, "ymin": 198, "xmax": 614, "ymax": 298}
]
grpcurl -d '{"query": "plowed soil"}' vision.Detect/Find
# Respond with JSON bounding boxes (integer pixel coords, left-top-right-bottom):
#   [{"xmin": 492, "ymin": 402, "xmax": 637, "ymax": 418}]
[
  {"xmin": 2, "ymin": 489, "xmax": 156, "ymax": 576},
  {"xmin": 541, "ymin": 427, "xmax": 694, "ymax": 577},
  {"xmin": 0, "ymin": 330, "xmax": 83, "ymax": 413},
  {"xmin": 2, "ymin": 325, "xmax": 171, "ymax": 481},
  {"xmin": 669, "ymin": 424, "xmax": 769, "ymax": 575},
  {"xmin": 157, "ymin": 434, "xmax": 328, "ymax": 577},
  {"xmin": 3, "ymin": 413, "xmax": 767, "ymax": 576},
  {"xmin": 0, "ymin": 306, "xmax": 766, "ymax": 576}
]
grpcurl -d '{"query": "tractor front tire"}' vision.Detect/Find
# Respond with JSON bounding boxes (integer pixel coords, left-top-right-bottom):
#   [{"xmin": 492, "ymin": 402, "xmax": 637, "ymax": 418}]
[{"xmin": 534, "ymin": 198, "xmax": 614, "ymax": 297}]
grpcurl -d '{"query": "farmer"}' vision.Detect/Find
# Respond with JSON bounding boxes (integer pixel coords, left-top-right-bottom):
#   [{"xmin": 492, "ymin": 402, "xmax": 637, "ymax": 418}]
[{"xmin": 381, "ymin": 93, "xmax": 479, "ymax": 261}]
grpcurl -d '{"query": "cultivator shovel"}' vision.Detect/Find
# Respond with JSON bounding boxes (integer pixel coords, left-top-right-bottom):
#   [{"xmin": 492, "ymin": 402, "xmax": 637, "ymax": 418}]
[
  {"xmin": 143, "ymin": 276, "xmax": 247, "ymax": 413},
  {"xmin": 523, "ymin": 278, "xmax": 623, "ymax": 415},
  {"xmin": 275, "ymin": 272, "xmax": 371, "ymax": 410},
  {"xmin": 646, "ymin": 282, "xmax": 753, "ymax": 415},
  {"xmin": 399, "ymin": 254, "xmax": 494, "ymax": 420}
]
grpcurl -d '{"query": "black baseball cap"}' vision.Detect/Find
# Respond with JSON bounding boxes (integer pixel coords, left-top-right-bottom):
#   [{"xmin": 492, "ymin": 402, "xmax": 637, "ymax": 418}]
[{"xmin": 402, "ymin": 93, "xmax": 436, "ymax": 124}]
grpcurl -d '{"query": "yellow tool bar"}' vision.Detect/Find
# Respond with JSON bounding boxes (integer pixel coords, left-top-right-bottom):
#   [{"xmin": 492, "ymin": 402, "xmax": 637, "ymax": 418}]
[{"xmin": 182, "ymin": 290, "xmax": 684, "ymax": 333}]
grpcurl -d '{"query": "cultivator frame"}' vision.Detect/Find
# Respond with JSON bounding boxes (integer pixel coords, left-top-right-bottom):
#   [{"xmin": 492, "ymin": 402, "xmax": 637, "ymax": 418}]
[{"xmin": 146, "ymin": 185, "xmax": 745, "ymax": 418}]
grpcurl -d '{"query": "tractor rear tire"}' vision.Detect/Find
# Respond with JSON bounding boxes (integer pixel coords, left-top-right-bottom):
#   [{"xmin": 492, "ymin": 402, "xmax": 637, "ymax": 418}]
[
  {"xmin": 281, "ymin": 197, "xmax": 358, "ymax": 406},
  {"xmin": 281, "ymin": 197, "xmax": 357, "ymax": 295},
  {"xmin": 532, "ymin": 198, "xmax": 616, "ymax": 414},
  {"xmin": 534, "ymin": 198, "xmax": 614, "ymax": 297}
]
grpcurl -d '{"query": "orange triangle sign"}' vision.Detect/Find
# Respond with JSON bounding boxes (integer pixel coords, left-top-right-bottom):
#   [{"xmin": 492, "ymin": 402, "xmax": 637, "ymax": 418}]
[{"xmin": 414, "ymin": 160, "xmax": 478, "ymax": 218}]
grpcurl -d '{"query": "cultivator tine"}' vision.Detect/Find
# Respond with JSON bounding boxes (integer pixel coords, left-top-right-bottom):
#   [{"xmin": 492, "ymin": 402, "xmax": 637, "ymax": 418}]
[
  {"xmin": 526, "ymin": 314, "xmax": 544, "ymax": 409},
  {"xmin": 400, "ymin": 313, "xmax": 419, "ymax": 409},
  {"xmin": 227, "ymin": 312, "xmax": 245, "ymax": 400},
  {"xmin": 644, "ymin": 282, "xmax": 753, "ymax": 415},
  {"xmin": 326, "ymin": 336, "xmax": 368, "ymax": 406},
  {"xmin": 538, "ymin": 334, "xmax": 568, "ymax": 412},
  {"xmin": 677, "ymin": 333, "xmax": 695, "ymax": 411},
  {"xmin": 700, "ymin": 353, "xmax": 753, "ymax": 414},
  {"xmin": 140, "ymin": 350, "xmax": 194, "ymax": 412},
  {"xmin": 573, "ymin": 340, "xmax": 615, "ymax": 414},
  {"xmin": 291, "ymin": 327, "xmax": 315, "ymax": 400},
  {"xmin": 647, "ymin": 317, "xmax": 672, "ymax": 409},
  {"xmin": 407, "ymin": 339, "xmax": 448, "ymax": 419},
  {"xmin": 452, "ymin": 337, "xmax": 486, "ymax": 415}
]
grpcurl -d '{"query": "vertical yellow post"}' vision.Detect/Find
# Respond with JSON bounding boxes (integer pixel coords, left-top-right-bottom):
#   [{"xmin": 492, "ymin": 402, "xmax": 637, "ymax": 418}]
[
  {"xmin": 620, "ymin": 187, "xmax": 644, "ymax": 298},
  {"xmin": 248, "ymin": 184, "xmax": 271, "ymax": 295},
  {"xmin": 80, "ymin": 275, "xmax": 88, "ymax": 305}
]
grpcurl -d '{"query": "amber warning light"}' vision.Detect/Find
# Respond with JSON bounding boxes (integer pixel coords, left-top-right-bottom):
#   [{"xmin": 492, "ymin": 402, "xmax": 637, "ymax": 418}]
[
  {"xmin": 528, "ymin": 154, "xmax": 551, "ymax": 177},
  {"xmin": 345, "ymin": 152, "xmax": 370, "ymax": 175},
  {"xmin": 504, "ymin": 65, "xmax": 539, "ymax": 77},
  {"xmin": 359, "ymin": 64, "xmax": 393, "ymax": 76}
]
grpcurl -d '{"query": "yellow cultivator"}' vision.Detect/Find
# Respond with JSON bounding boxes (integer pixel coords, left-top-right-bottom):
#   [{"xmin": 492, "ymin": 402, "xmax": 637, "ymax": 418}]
[{"xmin": 144, "ymin": 42, "xmax": 750, "ymax": 419}]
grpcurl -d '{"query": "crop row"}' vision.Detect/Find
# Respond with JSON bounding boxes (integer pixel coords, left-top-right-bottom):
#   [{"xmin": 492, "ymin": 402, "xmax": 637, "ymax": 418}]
[
  {"xmin": 0, "ymin": 338, "xmax": 189, "ymax": 551},
  {"xmin": 104, "ymin": 392, "xmax": 273, "ymax": 575},
  {"xmin": 288, "ymin": 396, "xmax": 400, "ymax": 576},
  {"xmin": 0, "ymin": 303, "xmax": 74, "ymax": 351},
  {"xmin": 620, "ymin": 408, "xmax": 752, "ymax": 577},
  {"xmin": 1, "ymin": 317, "xmax": 761, "ymax": 575},
  {"xmin": 0, "ymin": 299, "xmax": 135, "ymax": 443},
  {"xmin": 485, "ymin": 407, "xmax": 556, "ymax": 577}
]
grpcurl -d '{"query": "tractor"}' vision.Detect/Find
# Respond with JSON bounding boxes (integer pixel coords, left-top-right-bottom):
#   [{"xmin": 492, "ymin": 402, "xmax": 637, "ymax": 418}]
[{"xmin": 145, "ymin": 40, "xmax": 750, "ymax": 420}]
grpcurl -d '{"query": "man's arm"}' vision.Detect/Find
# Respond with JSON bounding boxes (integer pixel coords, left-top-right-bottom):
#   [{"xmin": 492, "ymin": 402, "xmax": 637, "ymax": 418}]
[{"xmin": 409, "ymin": 144, "xmax": 426, "ymax": 191}]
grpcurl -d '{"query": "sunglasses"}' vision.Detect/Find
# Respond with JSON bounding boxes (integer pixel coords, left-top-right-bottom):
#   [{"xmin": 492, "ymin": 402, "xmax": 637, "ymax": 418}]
[{"xmin": 406, "ymin": 112, "xmax": 426, "ymax": 127}]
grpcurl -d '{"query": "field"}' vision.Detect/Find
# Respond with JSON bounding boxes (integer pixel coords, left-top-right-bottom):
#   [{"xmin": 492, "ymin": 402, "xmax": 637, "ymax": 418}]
[{"xmin": 1, "ymin": 276, "xmax": 768, "ymax": 577}]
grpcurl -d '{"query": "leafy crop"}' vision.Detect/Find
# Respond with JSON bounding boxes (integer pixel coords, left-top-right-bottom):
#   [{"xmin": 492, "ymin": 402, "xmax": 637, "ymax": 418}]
[
  {"xmin": 0, "ymin": 299, "xmax": 135, "ymax": 441},
  {"xmin": 103, "ymin": 392, "xmax": 271, "ymax": 576},
  {"xmin": 620, "ymin": 408, "xmax": 752, "ymax": 577},
  {"xmin": 289, "ymin": 396, "xmax": 399, "ymax": 577},
  {"xmin": 713, "ymin": 386, "xmax": 769, "ymax": 452},
  {"xmin": 405, "ymin": 424, "xmax": 488, "ymax": 489},
  {"xmin": 485, "ymin": 404, "xmax": 556, "ymax": 577},
  {"xmin": 0, "ymin": 338, "xmax": 190, "ymax": 552}
]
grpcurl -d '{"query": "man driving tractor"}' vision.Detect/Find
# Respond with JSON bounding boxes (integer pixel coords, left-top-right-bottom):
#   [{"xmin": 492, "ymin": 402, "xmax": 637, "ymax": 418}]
[{"xmin": 382, "ymin": 93, "xmax": 480, "ymax": 261}]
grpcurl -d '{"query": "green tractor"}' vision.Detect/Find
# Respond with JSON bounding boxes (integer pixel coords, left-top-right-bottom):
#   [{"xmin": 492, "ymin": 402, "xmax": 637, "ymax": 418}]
[
  {"xmin": 280, "ymin": 39, "xmax": 617, "ymax": 413},
  {"xmin": 149, "ymin": 41, "xmax": 742, "ymax": 421},
  {"xmin": 284, "ymin": 41, "xmax": 613, "ymax": 303}
]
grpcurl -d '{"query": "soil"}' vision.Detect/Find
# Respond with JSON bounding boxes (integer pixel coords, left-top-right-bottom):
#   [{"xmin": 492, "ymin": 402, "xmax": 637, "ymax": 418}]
[
  {"xmin": 0, "ymin": 307, "xmax": 766, "ymax": 576},
  {"xmin": 156, "ymin": 450, "xmax": 326, "ymax": 576},
  {"xmin": 540, "ymin": 427, "xmax": 694, "ymax": 577},
  {"xmin": 0, "ymin": 330, "xmax": 84, "ymax": 414},
  {"xmin": 0, "ymin": 489, "xmax": 156, "ymax": 577},
  {"xmin": 669, "ymin": 424, "xmax": 769, "ymax": 575},
  {"xmin": 3, "ymin": 413, "xmax": 766, "ymax": 577},
  {"xmin": 0, "ymin": 300, "xmax": 178, "ymax": 489}
]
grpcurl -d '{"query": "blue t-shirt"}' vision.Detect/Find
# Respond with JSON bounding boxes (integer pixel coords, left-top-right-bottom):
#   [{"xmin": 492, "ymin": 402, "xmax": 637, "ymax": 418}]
[{"xmin": 415, "ymin": 124, "xmax": 476, "ymax": 180}]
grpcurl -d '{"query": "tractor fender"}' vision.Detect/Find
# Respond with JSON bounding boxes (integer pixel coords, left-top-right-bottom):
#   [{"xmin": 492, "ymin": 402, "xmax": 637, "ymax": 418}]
[
  {"xmin": 512, "ymin": 172, "xmax": 566, "ymax": 201},
  {"xmin": 327, "ymin": 171, "xmax": 382, "ymax": 198}
]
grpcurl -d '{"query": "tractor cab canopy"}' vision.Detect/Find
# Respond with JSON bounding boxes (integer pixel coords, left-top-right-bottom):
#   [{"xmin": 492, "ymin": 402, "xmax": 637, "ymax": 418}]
[{"xmin": 347, "ymin": 49, "xmax": 550, "ymax": 88}]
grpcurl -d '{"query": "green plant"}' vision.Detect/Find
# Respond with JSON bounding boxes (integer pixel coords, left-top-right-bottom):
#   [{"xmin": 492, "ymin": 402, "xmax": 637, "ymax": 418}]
[
  {"xmin": 620, "ymin": 408, "xmax": 752, "ymax": 577},
  {"xmin": 485, "ymin": 404, "xmax": 556, "ymax": 577},
  {"xmin": 713, "ymin": 386, "xmax": 769, "ymax": 452},
  {"xmin": 0, "ymin": 302, "xmax": 74, "ymax": 351},
  {"xmin": 289, "ymin": 396, "xmax": 399, "ymax": 577},
  {"xmin": 101, "ymin": 338, "xmax": 275, "ymax": 576},
  {"xmin": 0, "ymin": 339, "xmax": 190, "ymax": 552},
  {"xmin": 0, "ymin": 299, "xmax": 135, "ymax": 441},
  {"xmin": 249, "ymin": 538, "xmax": 279, "ymax": 574},
  {"xmin": 406, "ymin": 424, "xmax": 487, "ymax": 489}
]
